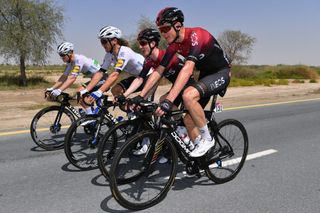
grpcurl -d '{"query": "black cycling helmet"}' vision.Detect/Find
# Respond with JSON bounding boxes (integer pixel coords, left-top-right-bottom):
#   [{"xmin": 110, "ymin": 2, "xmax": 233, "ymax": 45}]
[
  {"xmin": 156, "ymin": 7, "xmax": 184, "ymax": 26},
  {"xmin": 137, "ymin": 28, "xmax": 161, "ymax": 46}
]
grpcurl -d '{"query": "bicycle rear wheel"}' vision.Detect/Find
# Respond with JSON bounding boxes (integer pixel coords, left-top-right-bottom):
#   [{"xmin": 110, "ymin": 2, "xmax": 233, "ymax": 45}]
[
  {"xmin": 64, "ymin": 115, "xmax": 112, "ymax": 170},
  {"xmin": 205, "ymin": 119, "xmax": 248, "ymax": 184},
  {"xmin": 97, "ymin": 119, "xmax": 139, "ymax": 179},
  {"xmin": 30, "ymin": 105, "xmax": 75, "ymax": 150},
  {"xmin": 109, "ymin": 130, "xmax": 177, "ymax": 211}
]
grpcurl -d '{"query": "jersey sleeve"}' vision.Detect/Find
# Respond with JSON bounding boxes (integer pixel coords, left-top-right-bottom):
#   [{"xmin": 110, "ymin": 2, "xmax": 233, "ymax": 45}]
[
  {"xmin": 70, "ymin": 59, "xmax": 83, "ymax": 77},
  {"xmin": 63, "ymin": 64, "xmax": 72, "ymax": 76},
  {"xmin": 186, "ymin": 31, "xmax": 203, "ymax": 62},
  {"xmin": 139, "ymin": 59, "xmax": 153, "ymax": 78},
  {"xmin": 159, "ymin": 45, "xmax": 177, "ymax": 68},
  {"xmin": 100, "ymin": 53, "xmax": 113, "ymax": 72}
]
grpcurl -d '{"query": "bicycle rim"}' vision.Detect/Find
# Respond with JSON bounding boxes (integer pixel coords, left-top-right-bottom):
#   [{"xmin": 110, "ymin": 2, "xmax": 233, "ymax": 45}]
[
  {"xmin": 64, "ymin": 116, "xmax": 111, "ymax": 170},
  {"xmin": 110, "ymin": 130, "xmax": 177, "ymax": 210},
  {"xmin": 206, "ymin": 119, "xmax": 249, "ymax": 184},
  {"xmin": 97, "ymin": 120, "xmax": 138, "ymax": 179},
  {"xmin": 30, "ymin": 106, "xmax": 75, "ymax": 150}
]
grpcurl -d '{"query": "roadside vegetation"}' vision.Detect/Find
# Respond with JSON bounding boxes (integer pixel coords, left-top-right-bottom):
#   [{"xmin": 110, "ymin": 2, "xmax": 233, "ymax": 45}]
[{"xmin": 0, "ymin": 64, "xmax": 319, "ymax": 90}]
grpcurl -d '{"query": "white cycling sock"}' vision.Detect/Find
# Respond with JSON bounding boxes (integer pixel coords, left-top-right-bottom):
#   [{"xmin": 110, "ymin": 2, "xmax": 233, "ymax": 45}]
[{"xmin": 199, "ymin": 125, "xmax": 212, "ymax": 141}]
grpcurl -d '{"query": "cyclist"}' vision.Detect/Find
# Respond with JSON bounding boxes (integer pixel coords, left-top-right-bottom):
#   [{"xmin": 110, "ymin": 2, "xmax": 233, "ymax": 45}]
[
  {"xmin": 153, "ymin": 7, "xmax": 231, "ymax": 157},
  {"xmin": 86, "ymin": 26, "xmax": 152, "ymax": 104},
  {"xmin": 46, "ymin": 42, "xmax": 106, "ymax": 115},
  {"xmin": 131, "ymin": 28, "xmax": 196, "ymax": 157}
]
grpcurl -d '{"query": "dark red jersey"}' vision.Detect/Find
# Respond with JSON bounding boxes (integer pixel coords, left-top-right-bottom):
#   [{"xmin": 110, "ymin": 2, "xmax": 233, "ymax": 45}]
[
  {"xmin": 141, "ymin": 49, "xmax": 184, "ymax": 83},
  {"xmin": 160, "ymin": 27, "xmax": 230, "ymax": 73}
]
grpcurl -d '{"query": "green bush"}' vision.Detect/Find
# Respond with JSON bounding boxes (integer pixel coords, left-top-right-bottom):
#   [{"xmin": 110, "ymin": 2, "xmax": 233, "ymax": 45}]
[{"xmin": 0, "ymin": 73, "xmax": 50, "ymax": 89}]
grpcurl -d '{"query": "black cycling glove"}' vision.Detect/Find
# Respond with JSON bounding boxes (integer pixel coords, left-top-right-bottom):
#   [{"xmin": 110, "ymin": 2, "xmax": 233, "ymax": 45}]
[
  {"xmin": 116, "ymin": 95, "xmax": 126, "ymax": 104},
  {"xmin": 160, "ymin": 99, "xmax": 173, "ymax": 113},
  {"xmin": 130, "ymin": 95, "xmax": 144, "ymax": 104}
]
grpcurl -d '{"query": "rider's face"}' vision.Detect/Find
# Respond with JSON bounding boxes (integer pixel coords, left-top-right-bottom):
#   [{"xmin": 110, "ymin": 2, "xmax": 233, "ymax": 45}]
[
  {"xmin": 159, "ymin": 24, "xmax": 175, "ymax": 43},
  {"xmin": 138, "ymin": 40, "xmax": 151, "ymax": 57},
  {"xmin": 159, "ymin": 22, "xmax": 181, "ymax": 44},
  {"xmin": 60, "ymin": 54, "xmax": 70, "ymax": 63},
  {"xmin": 100, "ymin": 39, "xmax": 112, "ymax": 52}
]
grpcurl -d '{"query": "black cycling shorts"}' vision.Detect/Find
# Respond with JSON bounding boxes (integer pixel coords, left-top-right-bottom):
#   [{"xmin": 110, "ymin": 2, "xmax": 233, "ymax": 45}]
[{"xmin": 192, "ymin": 67, "xmax": 230, "ymax": 107}]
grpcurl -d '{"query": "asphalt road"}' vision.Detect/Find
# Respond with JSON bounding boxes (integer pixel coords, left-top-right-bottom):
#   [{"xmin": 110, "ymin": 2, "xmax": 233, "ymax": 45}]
[{"xmin": 0, "ymin": 99, "xmax": 319, "ymax": 213}]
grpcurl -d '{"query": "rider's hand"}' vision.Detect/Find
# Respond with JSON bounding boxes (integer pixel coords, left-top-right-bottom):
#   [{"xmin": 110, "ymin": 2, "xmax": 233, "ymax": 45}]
[
  {"xmin": 130, "ymin": 95, "xmax": 144, "ymax": 104},
  {"xmin": 159, "ymin": 99, "xmax": 173, "ymax": 114},
  {"xmin": 44, "ymin": 87, "xmax": 54, "ymax": 97},
  {"xmin": 116, "ymin": 95, "xmax": 126, "ymax": 105},
  {"xmin": 90, "ymin": 89, "xmax": 103, "ymax": 100},
  {"xmin": 51, "ymin": 89, "xmax": 62, "ymax": 97},
  {"xmin": 45, "ymin": 87, "xmax": 54, "ymax": 92},
  {"xmin": 155, "ymin": 107, "xmax": 165, "ymax": 117},
  {"xmin": 79, "ymin": 88, "xmax": 88, "ymax": 97}
]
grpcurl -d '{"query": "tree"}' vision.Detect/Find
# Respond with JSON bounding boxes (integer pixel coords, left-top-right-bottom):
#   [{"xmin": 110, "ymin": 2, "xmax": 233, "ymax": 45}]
[
  {"xmin": 0, "ymin": 0, "xmax": 64, "ymax": 86},
  {"xmin": 217, "ymin": 30, "xmax": 256, "ymax": 65}
]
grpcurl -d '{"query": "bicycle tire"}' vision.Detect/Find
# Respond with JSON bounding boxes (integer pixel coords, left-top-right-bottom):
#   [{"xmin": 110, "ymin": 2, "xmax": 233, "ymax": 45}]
[
  {"xmin": 30, "ymin": 105, "xmax": 75, "ymax": 151},
  {"xmin": 205, "ymin": 119, "xmax": 249, "ymax": 184},
  {"xmin": 109, "ymin": 130, "xmax": 178, "ymax": 211},
  {"xmin": 97, "ymin": 119, "xmax": 140, "ymax": 179},
  {"xmin": 64, "ymin": 115, "xmax": 112, "ymax": 170}
]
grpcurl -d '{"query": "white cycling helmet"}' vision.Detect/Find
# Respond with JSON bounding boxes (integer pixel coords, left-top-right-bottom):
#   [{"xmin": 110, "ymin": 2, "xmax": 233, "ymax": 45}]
[
  {"xmin": 98, "ymin": 26, "xmax": 122, "ymax": 40},
  {"xmin": 57, "ymin": 42, "xmax": 74, "ymax": 55}
]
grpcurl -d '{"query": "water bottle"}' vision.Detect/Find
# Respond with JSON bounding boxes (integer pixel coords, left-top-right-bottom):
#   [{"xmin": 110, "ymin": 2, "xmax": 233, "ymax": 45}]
[{"xmin": 176, "ymin": 126, "xmax": 195, "ymax": 151}]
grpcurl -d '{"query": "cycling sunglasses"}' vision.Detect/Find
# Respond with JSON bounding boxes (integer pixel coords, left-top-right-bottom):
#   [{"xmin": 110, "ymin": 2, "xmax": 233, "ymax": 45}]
[
  {"xmin": 138, "ymin": 40, "xmax": 149, "ymax": 46},
  {"xmin": 59, "ymin": 53, "xmax": 67, "ymax": 57},
  {"xmin": 100, "ymin": 39, "xmax": 109, "ymax": 45},
  {"xmin": 158, "ymin": 25, "xmax": 172, "ymax": 33}
]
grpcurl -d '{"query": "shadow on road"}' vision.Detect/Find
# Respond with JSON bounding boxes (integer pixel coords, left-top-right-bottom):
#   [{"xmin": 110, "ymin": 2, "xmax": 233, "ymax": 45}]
[
  {"xmin": 91, "ymin": 174, "xmax": 110, "ymax": 187},
  {"xmin": 100, "ymin": 195, "xmax": 131, "ymax": 213},
  {"xmin": 61, "ymin": 162, "xmax": 88, "ymax": 172}
]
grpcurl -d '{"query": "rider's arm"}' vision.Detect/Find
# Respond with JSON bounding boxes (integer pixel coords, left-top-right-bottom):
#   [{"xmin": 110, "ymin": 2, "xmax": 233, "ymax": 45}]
[
  {"xmin": 123, "ymin": 76, "xmax": 144, "ymax": 97},
  {"xmin": 165, "ymin": 60, "xmax": 194, "ymax": 102},
  {"xmin": 58, "ymin": 75, "xmax": 77, "ymax": 91},
  {"xmin": 84, "ymin": 71, "xmax": 104, "ymax": 92},
  {"xmin": 98, "ymin": 71, "xmax": 119, "ymax": 93},
  {"xmin": 51, "ymin": 74, "xmax": 67, "ymax": 89},
  {"xmin": 139, "ymin": 65, "xmax": 165, "ymax": 98}
]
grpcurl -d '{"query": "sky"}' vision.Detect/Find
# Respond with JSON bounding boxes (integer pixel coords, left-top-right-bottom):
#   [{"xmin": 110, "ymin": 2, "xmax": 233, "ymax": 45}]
[{"xmin": 3, "ymin": 0, "xmax": 320, "ymax": 66}]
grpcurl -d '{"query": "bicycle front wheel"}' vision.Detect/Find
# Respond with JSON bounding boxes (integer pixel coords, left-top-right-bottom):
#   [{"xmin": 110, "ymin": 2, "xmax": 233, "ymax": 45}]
[
  {"xmin": 109, "ymin": 130, "xmax": 178, "ymax": 211},
  {"xmin": 97, "ymin": 119, "xmax": 140, "ymax": 179},
  {"xmin": 64, "ymin": 115, "xmax": 112, "ymax": 170},
  {"xmin": 206, "ymin": 119, "xmax": 249, "ymax": 184},
  {"xmin": 30, "ymin": 105, "xmax": 75, "ymax": 150}
]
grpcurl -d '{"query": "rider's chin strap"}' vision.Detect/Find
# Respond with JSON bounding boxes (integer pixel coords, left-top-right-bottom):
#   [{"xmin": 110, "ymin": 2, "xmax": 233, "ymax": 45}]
[
  {"xmin": 147, "ymin": 43, "xmax": 155, "ymax": 58},
  {"xmin": 67, "ymin": 54, "xmax": 72, "ymax": 63},
  {"xmin": 171, "ymin": 23, "xmax": 183, "ymax": 43},
  {"xmin": 108, "ymin": 38, "xmax": 114, "ymax": 53}
]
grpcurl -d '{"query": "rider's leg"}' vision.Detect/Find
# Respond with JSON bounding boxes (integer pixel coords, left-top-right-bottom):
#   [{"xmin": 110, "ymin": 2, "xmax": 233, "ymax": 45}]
[
  {"xmin": 186, "ymin": 68, "xmax": 231, "ymax": 157},
  {"xmin": 111, "ymin": 84, "xmax": 124, "ymax": 97},
  {"xmin": 182, "ymin": 86, "xmax": 212, "ymax": 141},
  {"xmin": 183, "ymin": 113, "xmax": 200, "ymax": 141},
  {"xmin": 77, "ymin": 84, "xmax": 93, "ymax": 115}
]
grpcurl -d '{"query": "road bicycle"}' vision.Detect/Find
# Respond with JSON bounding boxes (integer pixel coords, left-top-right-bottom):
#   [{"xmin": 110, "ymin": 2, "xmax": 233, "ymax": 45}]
[
  {"xmin": 64, "ymin": 95, "xmax": 126, "ymax": 170},
  {"xmin": 108, "ymin": 95, "xmax": 249, "ymax": 210},
  {"xmin": 97, "ymin": 100, "xmax": 157, "ymax": 179},
  {"xmin": 30, "ymin": 92, "xmax": 82, "ymax": 151}
]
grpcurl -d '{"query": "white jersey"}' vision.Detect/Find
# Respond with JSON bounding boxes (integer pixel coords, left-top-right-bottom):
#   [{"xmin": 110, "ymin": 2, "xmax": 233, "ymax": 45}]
[
  {"xmin": 63, "ymin": 54, "xmax": 101, "ymax": 78},
  {"xmin": 100, "ymin": 46, "xmax": 145, "ymax": 77}
]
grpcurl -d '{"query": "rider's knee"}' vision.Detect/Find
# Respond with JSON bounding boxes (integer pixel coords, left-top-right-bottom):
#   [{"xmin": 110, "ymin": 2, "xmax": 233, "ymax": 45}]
[
  {"xmin": 182, "ymin": 87, "xmax": 199, "ymax": 106},
  {"xmin": 111, "ymin": 84, "xmax": 123, "ymax": 96}
]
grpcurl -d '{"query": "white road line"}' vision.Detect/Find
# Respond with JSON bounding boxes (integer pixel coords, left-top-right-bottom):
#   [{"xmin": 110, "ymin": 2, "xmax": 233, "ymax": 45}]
[{"xmin": 180, "ymin": 149, "xmax": 278, "ymax": 176}]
